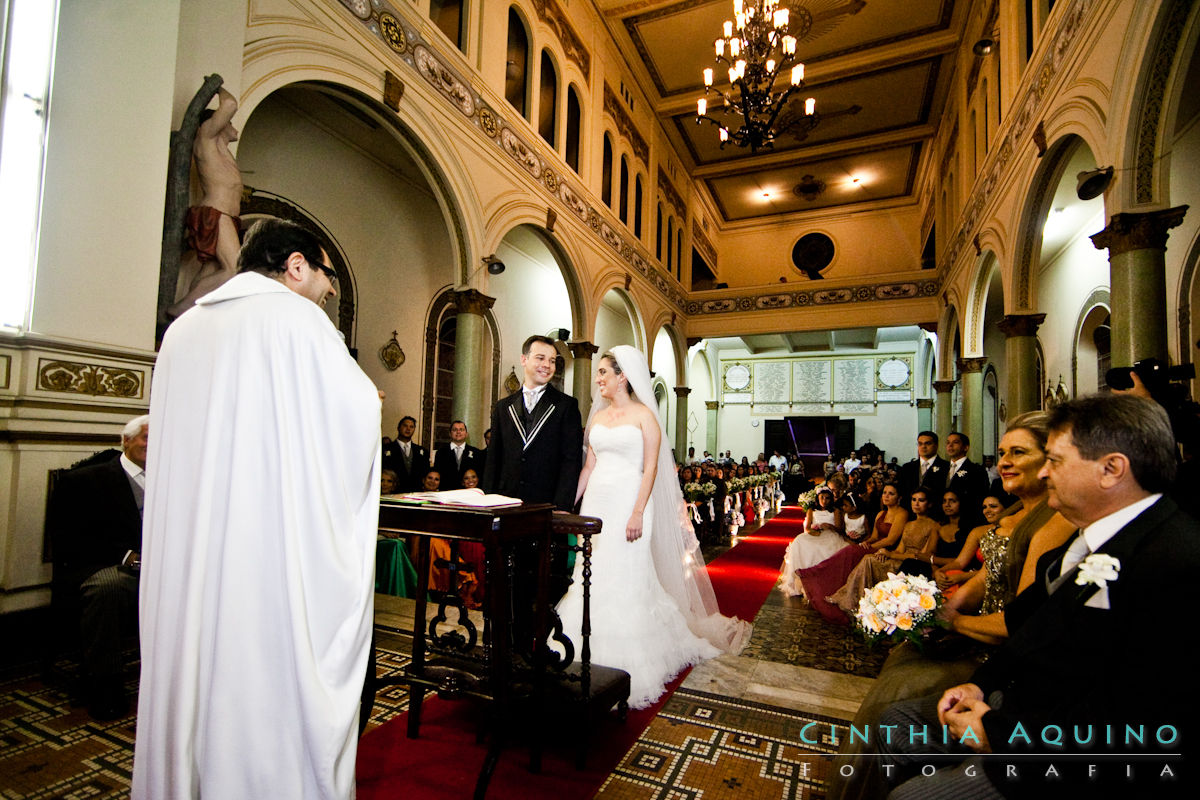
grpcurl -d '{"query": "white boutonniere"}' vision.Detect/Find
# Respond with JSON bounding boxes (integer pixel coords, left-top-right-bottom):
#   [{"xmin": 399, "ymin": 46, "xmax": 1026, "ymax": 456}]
[
  {"xmin": 956, "ymin": 469, "xmax": 967, "ymax": 478},
  {"xmin": 930, "ymin": 465, "xmax": 940, "ymax": 473},
  {"xmin": 1075, "ymin": 553, "xmax": 1120, "ymax": 590}
]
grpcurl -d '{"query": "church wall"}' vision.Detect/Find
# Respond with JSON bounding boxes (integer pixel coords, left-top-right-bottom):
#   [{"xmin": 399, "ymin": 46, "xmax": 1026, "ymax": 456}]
[
  {"xmin": 234, "ymin": 93, "xmax": 456, "ymax": 438},
  {"xmin": 32, "ymin": 0, "xmax": 180, "ymax": 350},
  {"xmin": 594, "ymin": 299, "xmax": 637, "ymax": 358},
  {"xmin": 1035, "ymin": 209, "xmax": 1111, "ymax": 397},
  {"xmin": 712, "ymin": 205, "xmax": 926, "ymax": 288}
]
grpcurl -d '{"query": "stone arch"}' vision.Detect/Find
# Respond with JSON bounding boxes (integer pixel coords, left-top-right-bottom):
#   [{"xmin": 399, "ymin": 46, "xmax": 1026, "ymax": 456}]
[
  {"xmin": 592, "ymin": 284, "xmax": 646, "ymax": 354},
  {"xmin": 1071, "ymin": 288, "xmax": 1112, "ymax": 396},
  {"xmin": 1009, "ymin": 134, "xmax": 1098, "ymax": 310},
  {"xmin": 964, "ymin": 250, "xmax": 1000, "ymax": 356},
  {"xmin": 236, "ymin": 72, "xmax": 479, "ymax": 287},
  {"xmin": 936, "ymin": 303, "xmax": 960, "ymax": 381},
  {"xmin": 484, "ymin": 208, "xmax": 589, "ymax": 340}
]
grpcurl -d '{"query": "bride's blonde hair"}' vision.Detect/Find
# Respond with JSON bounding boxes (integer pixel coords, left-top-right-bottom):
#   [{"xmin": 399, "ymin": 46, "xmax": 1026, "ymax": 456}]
[{"xmin": 600, "ymin": 352, "xmax": 635, "ymax": 399}]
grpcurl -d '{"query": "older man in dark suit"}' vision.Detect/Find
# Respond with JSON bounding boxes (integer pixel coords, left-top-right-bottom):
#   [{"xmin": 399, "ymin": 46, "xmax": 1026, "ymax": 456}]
[
  {"xmin": 47, "ymin": 415, "xmax": 148, "ymax": 720},
  {"xmin": 879, "ymin": 394, "xmax": 1198, "ymax": 799},
  {"xmin": 483, "ymin": 335, "xmax": 582, "ymax": 648}
]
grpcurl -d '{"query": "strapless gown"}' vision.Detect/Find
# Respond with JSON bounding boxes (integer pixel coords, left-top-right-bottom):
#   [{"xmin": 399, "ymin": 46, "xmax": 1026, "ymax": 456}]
[{"xmin": 555, "ymin": 423, "xmax": 720, "ymax": 709}]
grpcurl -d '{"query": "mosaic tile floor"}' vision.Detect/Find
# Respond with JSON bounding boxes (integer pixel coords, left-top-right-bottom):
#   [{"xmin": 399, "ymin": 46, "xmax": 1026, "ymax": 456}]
[{"xmin": 594, "ymin": 689, "xmax": 849, "ymax": 799}]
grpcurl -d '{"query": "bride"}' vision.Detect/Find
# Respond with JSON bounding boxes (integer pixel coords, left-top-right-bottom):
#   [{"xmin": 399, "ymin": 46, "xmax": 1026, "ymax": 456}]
[{"xmin": 554, "ymin": 346, "xmax": 751, "ymax": 709}]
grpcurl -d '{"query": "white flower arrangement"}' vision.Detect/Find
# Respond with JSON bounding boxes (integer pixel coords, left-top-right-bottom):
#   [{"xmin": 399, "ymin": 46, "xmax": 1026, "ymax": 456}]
[
  {"xmin": 854, "ymin": 572, "xmax": 943, "ymax": 648},
  {"xmin": 1076, "ymin": 553, "xmax": 1120, "ymax": 590}
]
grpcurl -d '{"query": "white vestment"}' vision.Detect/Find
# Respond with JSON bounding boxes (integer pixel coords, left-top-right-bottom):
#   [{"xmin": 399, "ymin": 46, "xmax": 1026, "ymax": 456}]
[{"xmin": 133, "ymin": 272, "xmax": 381, "ymax": 799}]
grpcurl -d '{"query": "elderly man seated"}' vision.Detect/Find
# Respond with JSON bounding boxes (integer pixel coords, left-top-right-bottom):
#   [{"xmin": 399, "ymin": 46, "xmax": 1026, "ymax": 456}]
[
  {"xmin": 47, "ymin": 415, "xmax": 147, "ymax": 720},
  {"xmin": 875, "ymin": 394, "xmax": 1198, "ymax": 800}
]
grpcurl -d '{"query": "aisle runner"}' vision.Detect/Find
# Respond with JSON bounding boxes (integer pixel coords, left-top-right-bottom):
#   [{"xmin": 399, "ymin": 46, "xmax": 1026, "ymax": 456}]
[{"xmin": 355, "ymin": 508, "xmax": 800, "ymax": 800}]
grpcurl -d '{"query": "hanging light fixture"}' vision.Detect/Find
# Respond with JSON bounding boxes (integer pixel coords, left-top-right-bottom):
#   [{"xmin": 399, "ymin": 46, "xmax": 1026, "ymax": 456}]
[{"xmin": 696, "ymin": 0, "xmax": 819, "ymax": 153}]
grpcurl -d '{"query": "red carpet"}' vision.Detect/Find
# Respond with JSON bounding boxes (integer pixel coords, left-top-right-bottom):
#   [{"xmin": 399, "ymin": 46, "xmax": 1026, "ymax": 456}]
[{"xmin": 355, "ymin": 507, "xmax": 802, "ymax": 799}]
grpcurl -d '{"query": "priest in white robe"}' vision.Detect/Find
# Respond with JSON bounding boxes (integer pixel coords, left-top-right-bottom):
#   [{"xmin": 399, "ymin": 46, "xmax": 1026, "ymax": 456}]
[{"xmin": 133, "ymin": 218, "xmax": 381, "ymax": 799}]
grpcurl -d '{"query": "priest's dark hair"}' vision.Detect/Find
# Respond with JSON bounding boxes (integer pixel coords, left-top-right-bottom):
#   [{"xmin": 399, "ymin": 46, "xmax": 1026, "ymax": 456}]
[
  {"xmin": 1047, "ymin": 394, "xmax": 1177, "ymax": 493},
  {"xmin": 237, "ymin": 218, "xmax": 325, "ymax": 275}
]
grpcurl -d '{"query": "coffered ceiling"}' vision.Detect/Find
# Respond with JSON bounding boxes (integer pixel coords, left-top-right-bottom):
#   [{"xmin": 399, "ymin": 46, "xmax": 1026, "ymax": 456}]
[{"xmin": 595, "ymin": 0, "xmax": 967, "ymax": 225}]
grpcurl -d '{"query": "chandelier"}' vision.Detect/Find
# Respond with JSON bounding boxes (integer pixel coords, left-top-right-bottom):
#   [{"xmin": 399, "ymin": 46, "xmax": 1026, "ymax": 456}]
[{"xmin": 696, "ymin": 0, "xmax": 818, "ymax": 153}]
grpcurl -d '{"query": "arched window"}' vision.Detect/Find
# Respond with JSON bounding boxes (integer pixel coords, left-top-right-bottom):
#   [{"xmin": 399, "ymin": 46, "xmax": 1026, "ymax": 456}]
[
  {"xmin": 656, "ymin": 203, "xmax": 664, "ymax": 260},
  {"xmin": 504, "ymin": 8, "xmax": 530, "ymax": 118},
  {"xmin": 565, "ymin": 85, "xmax": 582, "ymax": 172},
  {"xmin": 430, "ymin": 0, "xmax": 465, "ymax": 51},
  {"xmin": 634, "ymin": 175, "xmax": 644, "ymax": 239},
  {"xmin": 619, "ymin": 156, "xmax": 629, "ymax": 223},
  {"xmin": 676, "ymin": 227, "xmax": 683, "ymax": 278},
  {"xmin": 601, "ymin": 134, "xmax": 613, "ymax": 207},
  {"xmin": 538, "ymin": 50, "xmax": 557, "ymax": 145},
  {"xmin": 667, "ymin": 216, "xmax": 674, "ymax": 268}
]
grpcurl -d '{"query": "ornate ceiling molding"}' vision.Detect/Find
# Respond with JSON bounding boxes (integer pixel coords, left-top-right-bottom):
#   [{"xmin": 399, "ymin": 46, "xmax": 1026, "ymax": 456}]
[{"xmin": 686, "ymin": 279, "xmax": 939, "ymax": 316}]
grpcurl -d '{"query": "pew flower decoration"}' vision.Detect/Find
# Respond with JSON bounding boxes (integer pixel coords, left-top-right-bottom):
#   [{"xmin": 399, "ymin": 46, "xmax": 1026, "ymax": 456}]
[
  {"xmin": 1075, "ymin": 553, "xmax": 1120, "ymax": 590},
  {"xmin": 683, "ymin": 482, "xmax": 707, "ymax": 502},
  {"xmin": 854, "ymin": 572, "xmax": 943, "ymax": 649}
]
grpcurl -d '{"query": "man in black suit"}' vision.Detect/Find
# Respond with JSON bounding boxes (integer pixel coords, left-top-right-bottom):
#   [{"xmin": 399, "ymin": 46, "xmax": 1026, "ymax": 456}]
[
  {"xmin": 898, "ymin": 430, "xmax": 950, "ymax": 501},
  {"xmin": 483, "ymin": 335, "xmax": 583, "ymax": 644},
  {"xmin": 880, "ymin": 395, "xmax": 1198, "ymax": 799},
  {"xmin": 47, "ymin": 415, "xmax": 148, "ymax": 720},
  {"xmin": 943, "ymin": 430, "xmax": 990, "ymax": 515},
  {"xmin": 381, "ymin": 415, "xmax": 429, "ymax": 492},
  {"xmin": 432, "ymin": 420, "xmax": 483, "ymax": 488}
]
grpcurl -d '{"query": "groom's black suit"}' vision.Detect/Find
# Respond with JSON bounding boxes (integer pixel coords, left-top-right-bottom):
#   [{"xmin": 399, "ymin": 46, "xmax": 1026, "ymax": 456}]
[
  {"xmin": 482, "ymin": 385, "xmax": 582, "ymax": 512},
  {"xmin": 482, "ymin": 384, "xmax": 583, "ymax": 645},
  {"xmin": 886, "ymin": 495, "xmax": 1199, "ymax": 799}
]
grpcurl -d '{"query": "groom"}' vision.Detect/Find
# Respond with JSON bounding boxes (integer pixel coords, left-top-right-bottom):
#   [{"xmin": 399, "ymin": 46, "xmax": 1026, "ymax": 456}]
[{"xmin": 483, "ymin": 335, "xmax": 583, "ymax": 646}]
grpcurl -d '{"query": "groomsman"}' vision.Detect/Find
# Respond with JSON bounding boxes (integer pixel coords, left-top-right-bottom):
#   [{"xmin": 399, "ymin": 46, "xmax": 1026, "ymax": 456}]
[
  {"xmin": 432, "ymin": 420, "xmax": 483, "ymax": 488},
  {"xmin": 879, "ymin": 394, "xmax": 1199, "ymax": 799},
  {"xmin": 899, "ymin": 430, "xmax": 949, "ymax": 500},
  {"xmin": 943, "ymin": 431, "xmax": 989, "ymax": 511},
  {"xmin": 382, "ymin": 415, "xmax": 429, "ymax": 492}
]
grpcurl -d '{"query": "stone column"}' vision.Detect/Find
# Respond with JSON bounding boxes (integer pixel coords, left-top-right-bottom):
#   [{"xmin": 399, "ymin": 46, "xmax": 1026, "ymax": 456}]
[
  {"xmin": 450, "ymin": 289, "xmax": 495, "ymax": 441},
  {"xmin": 705, "ymin": 400, "xmax": 720, "ymax": 457},
  {"xmin": 956, "ymin": 358, "xmax": 987, "ymax": 452},
  {"xmin": 931, "ymin": 380, "xmax": 956, "ymax": 447},
  {"xmin": 1090, "ymin": 206, "xmax": 1187, "ymax": 366},
  {"xmin": 997, "ymin": 313, "xmax": 1045, "ymax": 418},
  {"xmin": 916, "ymin": 398, "xmax": 934, "ymax": 440},
  {"xmin": 568, "ymin": 340, "xmax": 599, "ymax": 421},
  {"xmin": 673, "ymin": 387, "xmax": 691, "ymax": 461}
]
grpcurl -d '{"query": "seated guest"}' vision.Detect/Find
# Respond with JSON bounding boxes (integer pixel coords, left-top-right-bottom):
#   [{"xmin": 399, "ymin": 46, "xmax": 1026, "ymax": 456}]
[
  {"xmin": 826, "ymin": 412, "xmax": 1075, "ymax": 800},
  {"xmin": 880, "ymin": 394, "xmax": 1199, "ymax": 799},
  {"xmin": 932, "ymin": 493, "xmax": 1006, "ymax": 595},
  {"xmin": 840, "ymin": 493, "xmax": 870, "ymax": 542},
  {"xmin": 779, "ymin": 488, "xmax": 845, "ymax": 597},
  {"xmin": 421, "ymin": 468, "xmax": 480, "ymax": 606},
  {"xmin": 47, "ymin": 415, "xmax": 148, "ymax": 720},
  {"xmin": 798, "ymin": 482, "xmax": 909, "ymax": 624},
  {"xmin": 829, "ymin": 488, "xmax": 940, "ymax": 614},
  {"xmin": 380, "ymin": 469, "xmax": 399, "ymax": 495},
  {"xmin": 897, "ymin": 489, "xmax": 972, "ymax": 578},
  {"xmin": 457, "ymin": 467, "xmax": 486, "ymax": 600}
]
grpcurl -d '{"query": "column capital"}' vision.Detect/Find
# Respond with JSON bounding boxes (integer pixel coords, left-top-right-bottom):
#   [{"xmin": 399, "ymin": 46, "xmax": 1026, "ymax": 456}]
[
  {"xmin": 916, "ymin": 321, "xmax": 939, "ymax": 334},
  {"xmin": 956, "ymin": 357, "xmax": 988, "ymax": 374},
  {"xmin": 917, "ymin": 398, "xmax": 935, "ymax": 410},
  {"xmin": 450, "ymin": 288, "xmax": 496, "ymax": 315},
  {"xmin": 567, "ymin": 340, "xmax": 599, "ymax": 359},
  {"xmin": 686, "ymin": 337, "xmax": 703, "ymax": 348},
  {"xmin": 1090, "ymin": 205, "xmax": 1188, "ymax": 256},
  {"xmin": 997, "ymin": 313, "xmax": 1046, "ymax": 338},
  {"xmin": 705, "ymin": 400, "xmax": 720, "ymax": 410},
  {"xmin": 931, "ymin": 379, "xmax": 957, "ymax": 394},
  {"xmin": 674, "ymin": 386, "xmax": 692, "ymax": 397}
]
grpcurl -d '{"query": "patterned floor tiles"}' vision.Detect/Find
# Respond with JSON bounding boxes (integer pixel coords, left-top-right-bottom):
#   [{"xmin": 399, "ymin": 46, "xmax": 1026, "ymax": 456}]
[{"xmin": 594, "ymin": 689, "xmax": 849, "ymax": 800}]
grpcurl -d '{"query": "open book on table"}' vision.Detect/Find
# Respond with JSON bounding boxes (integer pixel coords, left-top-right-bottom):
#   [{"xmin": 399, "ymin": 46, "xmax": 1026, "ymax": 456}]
[{"xmin": 382, "ymin": 488, "xmax": 523, "ymax": 508}]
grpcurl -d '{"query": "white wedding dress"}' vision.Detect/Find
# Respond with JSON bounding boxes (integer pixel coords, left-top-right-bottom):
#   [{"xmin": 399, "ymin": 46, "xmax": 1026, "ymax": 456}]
[{"xmin": 555, "ymin": 423, "xmax": 721, "ymax": 709}]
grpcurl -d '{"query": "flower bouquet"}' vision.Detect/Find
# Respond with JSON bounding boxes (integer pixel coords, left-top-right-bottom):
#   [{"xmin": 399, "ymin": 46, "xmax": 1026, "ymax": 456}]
[
  {"xmin": 796, "ymin": 486, "xmax": 821, "ymax": 510},
  {"xmin": 853, "ymin": 572, "xmax": 944, "ymax": 649},
  {"xmin": 683, "ymin": 481, "xmax": 715, "ymax": 502}
]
